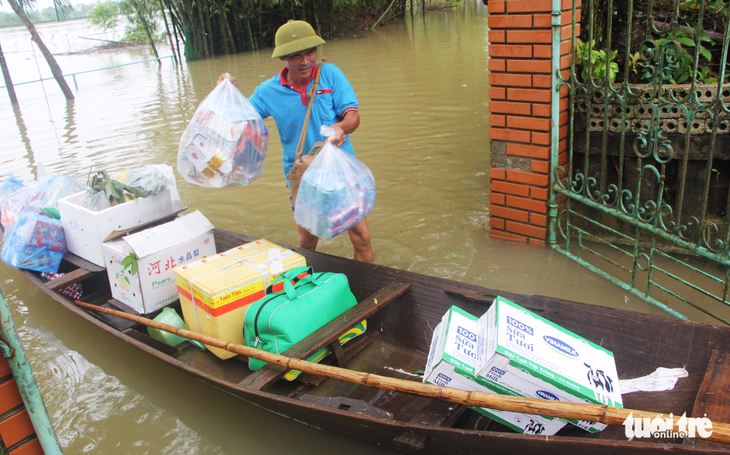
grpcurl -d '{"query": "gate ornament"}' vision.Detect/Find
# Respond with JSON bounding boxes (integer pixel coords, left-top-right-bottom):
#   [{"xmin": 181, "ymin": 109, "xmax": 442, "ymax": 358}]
[{"xmin": 551, "ymin": 0, "xmax": 730, "ymax": 324}]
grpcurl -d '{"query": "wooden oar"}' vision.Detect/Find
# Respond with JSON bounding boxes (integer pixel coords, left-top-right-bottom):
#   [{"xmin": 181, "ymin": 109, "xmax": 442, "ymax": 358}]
[{"xmin": 74, "ymin": 299, "xmax": 730, "ymax": 444}]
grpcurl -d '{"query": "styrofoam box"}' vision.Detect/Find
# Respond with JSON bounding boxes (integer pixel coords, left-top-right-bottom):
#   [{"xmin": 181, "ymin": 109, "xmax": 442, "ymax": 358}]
[
  {"xmin": 58, "ymin": 188, "xmax": 175, "ymax": 267},
  {"xmin": 475, "ymin": 296, "xmax": 623, "ymax": 433},
  {"xmin": 423, "ymin": 306, "xmax": 566, "ymax": 436},
  {"xmin": 102, "ymin": 210, "xmax": 216, "ymax": 314}
]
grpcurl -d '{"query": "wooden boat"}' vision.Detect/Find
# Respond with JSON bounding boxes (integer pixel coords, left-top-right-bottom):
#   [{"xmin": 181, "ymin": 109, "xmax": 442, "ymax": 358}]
[{"xmin": 20, "ymin": 228, "xmax": 730, "ymax": 454}]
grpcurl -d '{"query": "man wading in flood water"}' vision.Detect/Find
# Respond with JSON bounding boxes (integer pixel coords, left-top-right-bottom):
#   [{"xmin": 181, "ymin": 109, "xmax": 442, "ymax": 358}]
[{"xmin": 219, "ymin": 20, "xmax": 373, "ymax": 263}]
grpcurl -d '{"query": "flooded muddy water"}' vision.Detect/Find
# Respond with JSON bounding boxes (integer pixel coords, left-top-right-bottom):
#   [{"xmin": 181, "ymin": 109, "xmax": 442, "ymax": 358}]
[{"xmin": 0, "ymin": 3, "xmax": 675, "ymax": 453}]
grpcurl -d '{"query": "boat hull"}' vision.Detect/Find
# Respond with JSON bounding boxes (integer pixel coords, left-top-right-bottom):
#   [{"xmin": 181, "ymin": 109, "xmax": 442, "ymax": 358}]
[{"xmin": 19, "ymin": 228, "xmax": 730, "ymax": 454}]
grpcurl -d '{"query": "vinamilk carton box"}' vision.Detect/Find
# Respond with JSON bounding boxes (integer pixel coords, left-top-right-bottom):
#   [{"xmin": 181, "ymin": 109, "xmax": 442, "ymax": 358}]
[
  {"xmin": 423, "ymin": 306, "xmax": 566, "ymax": 436},
  {"xmin": 475, "ymin": 296, "xmax": 623, "ymax": 432}
]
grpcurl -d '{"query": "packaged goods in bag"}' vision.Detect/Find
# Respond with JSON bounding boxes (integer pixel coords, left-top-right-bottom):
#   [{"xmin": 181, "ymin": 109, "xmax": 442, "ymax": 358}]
[
  {"xmin": 1, "ymin": 212, "xmax": 67, "ymax": 273},
  {"xmin": 1, "ymin": 173, "xmax": 84, "ymax": 240},
  {"xmin": 1, "ymin": 174, "xmax": 29, "ymax": 238},
  {"xmin": 178, "ymin": 77, "xmax": 269, "ymax": 188},
  {"xmin": 25, "ymin": 175, "xmax": 85, "ymax": 215},
  {"xmin": 294, "ymin": 126, "xmax": 376, "ymax": 238}
]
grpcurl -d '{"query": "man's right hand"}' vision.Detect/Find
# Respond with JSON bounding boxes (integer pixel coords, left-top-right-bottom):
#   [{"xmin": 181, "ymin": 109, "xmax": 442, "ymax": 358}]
[{"xmin": 217, "ymin": 73, "xmax": 238, "ymax": 87}]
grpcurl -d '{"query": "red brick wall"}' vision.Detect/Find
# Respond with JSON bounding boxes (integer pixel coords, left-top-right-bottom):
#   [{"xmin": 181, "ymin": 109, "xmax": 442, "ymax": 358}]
[{"xmin": 487, "ymin": 0, "xmax": 579, "ymax": 245}]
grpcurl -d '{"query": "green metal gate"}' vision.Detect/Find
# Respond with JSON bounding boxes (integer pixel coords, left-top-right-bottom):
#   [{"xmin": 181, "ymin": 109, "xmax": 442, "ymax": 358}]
[{"xmin": 549, "ymin": 0, "xmax": 730, "ymax": 324}]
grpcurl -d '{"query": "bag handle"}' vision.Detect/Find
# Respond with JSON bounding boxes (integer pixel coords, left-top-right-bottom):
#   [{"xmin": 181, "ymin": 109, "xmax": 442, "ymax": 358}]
[
  {"xmin": 265, "ymin": 265, "xmax": 311, "ymax": 294},
  {"xmin": 281, "ymin": 268, "xmax": 329, "ymax": 301},
  {"xmin": 294, "ymin": 60, "xmax": 326, "ymax": 163},
  {"xmin": 283, "ymin": 272, "xmax": 309, "ymax": 300}
]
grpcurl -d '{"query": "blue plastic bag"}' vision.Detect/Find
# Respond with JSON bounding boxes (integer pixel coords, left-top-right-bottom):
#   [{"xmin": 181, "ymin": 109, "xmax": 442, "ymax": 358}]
[
  {"xmin": 1, "ymin": 211, "xmax": 67, "ymax": 273},
  {"xmin": 1, "ymin": 173, "xmax": 83, "ymax": 238},
  {"xmin": 294, "ymin": 126, "xmax": 376, "ymax": 238},
  {"xmin": 1, "ymin": 173, "xmax": 28, "ymax": 235}
]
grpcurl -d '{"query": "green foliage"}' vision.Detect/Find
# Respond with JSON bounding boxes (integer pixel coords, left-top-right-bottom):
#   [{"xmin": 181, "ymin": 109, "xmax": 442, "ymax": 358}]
[
  {"xmin": 89, "ymin": 170, "xmax": 146, "ymax": 206},
  {"xmin": 642, "ymin": 28, "xmax": 715, "ymax": 85},
  {"xmin": 172, "ymin": 0, "xmax": 408, "ymax": 61},
  {"xmin": 679, "ymin": 0, "xmax": 727, "ymax": 14},
  {"xmin": 0, "ymin": 1, "xmax": 89, "ymax": 25},
  {"xmin": 118, "ymin": 0, "xmax": 160, "ymax": 43},
  {"xmin": 628, "ymin": 51, "xmax": 644, "ymax": 75},
  {"xmin": 576, "ymin": 39, "xmax": 619, "ymax": 82},
  {"xmin": 121, "ymin": 253, "xmax": 138, "ymax": 275},
  {"xmin": 88, "ymin": 1, "xmax": 119, "ymax": 31}
]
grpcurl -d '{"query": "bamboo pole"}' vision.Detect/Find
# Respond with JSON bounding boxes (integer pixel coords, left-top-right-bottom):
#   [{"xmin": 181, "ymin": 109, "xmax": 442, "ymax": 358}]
[{"xmin": 74, "ymin": 300, "xmax": 730, "ymax": 444}]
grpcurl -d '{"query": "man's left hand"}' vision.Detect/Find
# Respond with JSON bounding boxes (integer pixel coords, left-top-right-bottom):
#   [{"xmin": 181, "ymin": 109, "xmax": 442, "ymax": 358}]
[
  {"xmin": 327, "ymin": 125, "xmax": 348, "ymax": 147},
  {"xmin": 327, "ymin": 110, "xmax": 360, "ymax": 147}
]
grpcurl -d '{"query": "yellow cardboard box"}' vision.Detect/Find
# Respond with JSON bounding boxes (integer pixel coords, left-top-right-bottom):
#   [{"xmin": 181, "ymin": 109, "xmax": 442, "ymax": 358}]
[{"xmin": 173, "ymin": 239, "xmax": 306, "ymax": 359}]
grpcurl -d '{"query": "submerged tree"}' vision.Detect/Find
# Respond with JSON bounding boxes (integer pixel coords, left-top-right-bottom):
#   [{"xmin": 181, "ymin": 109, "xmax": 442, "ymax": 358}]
[
  {"xmin": 0, "ymin": 39, "xmax": 17, "ymax": 105},
  {"xmin": 3, "ymin": 0, "xmax": 74, "ymax": 100},
  {"xmin": 119, "ymin": 0, "xmax": 160, "ymax": 58}
]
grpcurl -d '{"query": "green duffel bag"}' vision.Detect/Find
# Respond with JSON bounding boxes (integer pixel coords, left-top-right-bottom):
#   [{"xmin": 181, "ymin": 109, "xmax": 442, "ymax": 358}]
[{"xmin": 243, "ymin": 266, "xmax": 362, "ymax": 378}]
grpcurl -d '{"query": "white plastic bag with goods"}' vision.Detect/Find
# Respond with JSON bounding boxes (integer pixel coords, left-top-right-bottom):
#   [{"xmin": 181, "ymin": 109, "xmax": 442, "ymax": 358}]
[
  {"xmin": 113, "ymin": 164, "xmax": 182, "ymax": 211},
  {"xmin": 294, "ymin": 125, "xmax": 376, "ymax": 238},
  {"xmin": 177, "ymin": 76, "xmax": 269, "ymax": 188}
]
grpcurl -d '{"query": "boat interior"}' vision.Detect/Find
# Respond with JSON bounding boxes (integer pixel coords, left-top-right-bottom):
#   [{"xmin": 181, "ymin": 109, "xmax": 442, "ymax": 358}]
[{"xmin": 29, "ymin": 229, "xmax": 730, "ymax": 451}]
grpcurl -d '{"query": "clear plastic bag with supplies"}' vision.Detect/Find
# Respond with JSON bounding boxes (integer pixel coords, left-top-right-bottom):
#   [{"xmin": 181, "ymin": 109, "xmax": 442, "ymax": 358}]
[
  {"xmin": 1, "ymin": 173, "xmax": 83, "ymax": 240},
  {"xmin": 1, "ymin": 173, "xmax": 28, "ymax": 235},
  {"xmin": 1, "ymin": 211, "xmax": 67, "ymax": 273},
  {"xmin": 177, "ymin": 76, "xmax": 270, "ymax": 188},
  {"xmin": 294, "ymin": 126, "xmax": 376, "ymax": 239}
]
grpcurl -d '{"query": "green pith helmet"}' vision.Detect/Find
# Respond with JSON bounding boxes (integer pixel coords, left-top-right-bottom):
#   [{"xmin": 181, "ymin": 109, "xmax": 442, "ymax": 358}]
[{"xmin": 271, "ymin": 20, "xmax": 326, "ymax": 59}]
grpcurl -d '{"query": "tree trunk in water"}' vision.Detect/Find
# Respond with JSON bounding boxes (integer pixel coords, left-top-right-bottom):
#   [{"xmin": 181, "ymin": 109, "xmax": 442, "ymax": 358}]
[
  {"xmin": 132, "ymin": 0, "xmax": 159, "ymax": 60},
  {"xmin": 0, "ymin": 40, "xmax": 19, "ymax": 105},
  {"xmin": 157, "ymin": 0, "xmax": 178, "ymax": 65},
  {"xmin": 7, "ymin": 0, "xmax": 74, "ymax": 100}
]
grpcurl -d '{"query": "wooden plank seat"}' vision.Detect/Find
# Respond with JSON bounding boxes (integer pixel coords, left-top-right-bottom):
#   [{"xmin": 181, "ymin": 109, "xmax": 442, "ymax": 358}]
[
  {"xmin": 60, "ymin": 252, "xmax": 106, "ymax": 273},
  {"xmin": 239, "ymin": 280, "xmax": 411, "ymax": 391},
  {"xmin": 295, "ymin": 331, "xmax": 381, "ymax": 388},
  {"xmin": 45, "ymin": 267, "xmax": 97, "ymax": 292}
]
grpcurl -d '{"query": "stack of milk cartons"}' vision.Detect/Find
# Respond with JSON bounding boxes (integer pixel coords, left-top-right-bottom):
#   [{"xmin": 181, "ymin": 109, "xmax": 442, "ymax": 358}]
[
  {"xmin": 423, "ymin": 305, "xmax": 568, "ymax": 436},
  {"xmin": 423, "ymin": 297, "xmax": 623, "ymax": 435}
]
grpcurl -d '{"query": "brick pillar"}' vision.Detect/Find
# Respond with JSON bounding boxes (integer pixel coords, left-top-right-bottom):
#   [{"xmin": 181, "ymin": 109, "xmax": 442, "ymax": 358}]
[{"xmin": 487, "ymin": 0, "xmax": 577, "ymax": 245}]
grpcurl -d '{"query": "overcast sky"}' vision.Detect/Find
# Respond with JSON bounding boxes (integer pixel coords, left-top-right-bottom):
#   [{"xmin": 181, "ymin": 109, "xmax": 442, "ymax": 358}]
[{"xmin": 0, "ymin": 0, "xmax": 86, "ymax": 13}]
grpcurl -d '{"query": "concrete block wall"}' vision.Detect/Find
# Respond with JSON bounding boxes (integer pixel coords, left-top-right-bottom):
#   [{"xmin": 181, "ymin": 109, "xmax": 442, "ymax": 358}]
[{"xmin": 487, "ymin": 0, "xmax": 579, "ymax": 245}]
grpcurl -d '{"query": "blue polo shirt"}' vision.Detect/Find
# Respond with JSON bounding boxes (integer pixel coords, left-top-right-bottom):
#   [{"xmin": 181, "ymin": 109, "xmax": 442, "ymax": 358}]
[{"xmin": 248, "ymin": 62, "xmax": 358, "ymax": 183}]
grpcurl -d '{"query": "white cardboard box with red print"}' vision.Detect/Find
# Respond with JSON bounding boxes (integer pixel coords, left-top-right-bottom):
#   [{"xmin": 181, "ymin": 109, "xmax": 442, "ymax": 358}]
[{"xmin": 102, "ymin": 210, "xmax": 216, "ymax": 314}]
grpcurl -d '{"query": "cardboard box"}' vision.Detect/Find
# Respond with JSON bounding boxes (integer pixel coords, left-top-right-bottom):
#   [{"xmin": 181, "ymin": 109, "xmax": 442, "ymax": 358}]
[
  {"xmin": 102, "ymin": 210, "xmax": 216, "ymax": 314},
  {"xmin": 424, "ymin": 306, "xmax": 485, "ymax": 381},
  {"xmin": 476, "ymin": 296, "xmax": 623, "ymax": 432},
  {"xmin": 173, "ymin": 239, "xmax": 306, "ymax": 360},
  {"xmin": 58, "ymin": 188, "xmax": 175, "ymax": 267},
  {"xmin": 423, "ymin": 307, "xmax": 566, "ymax": 436}
]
